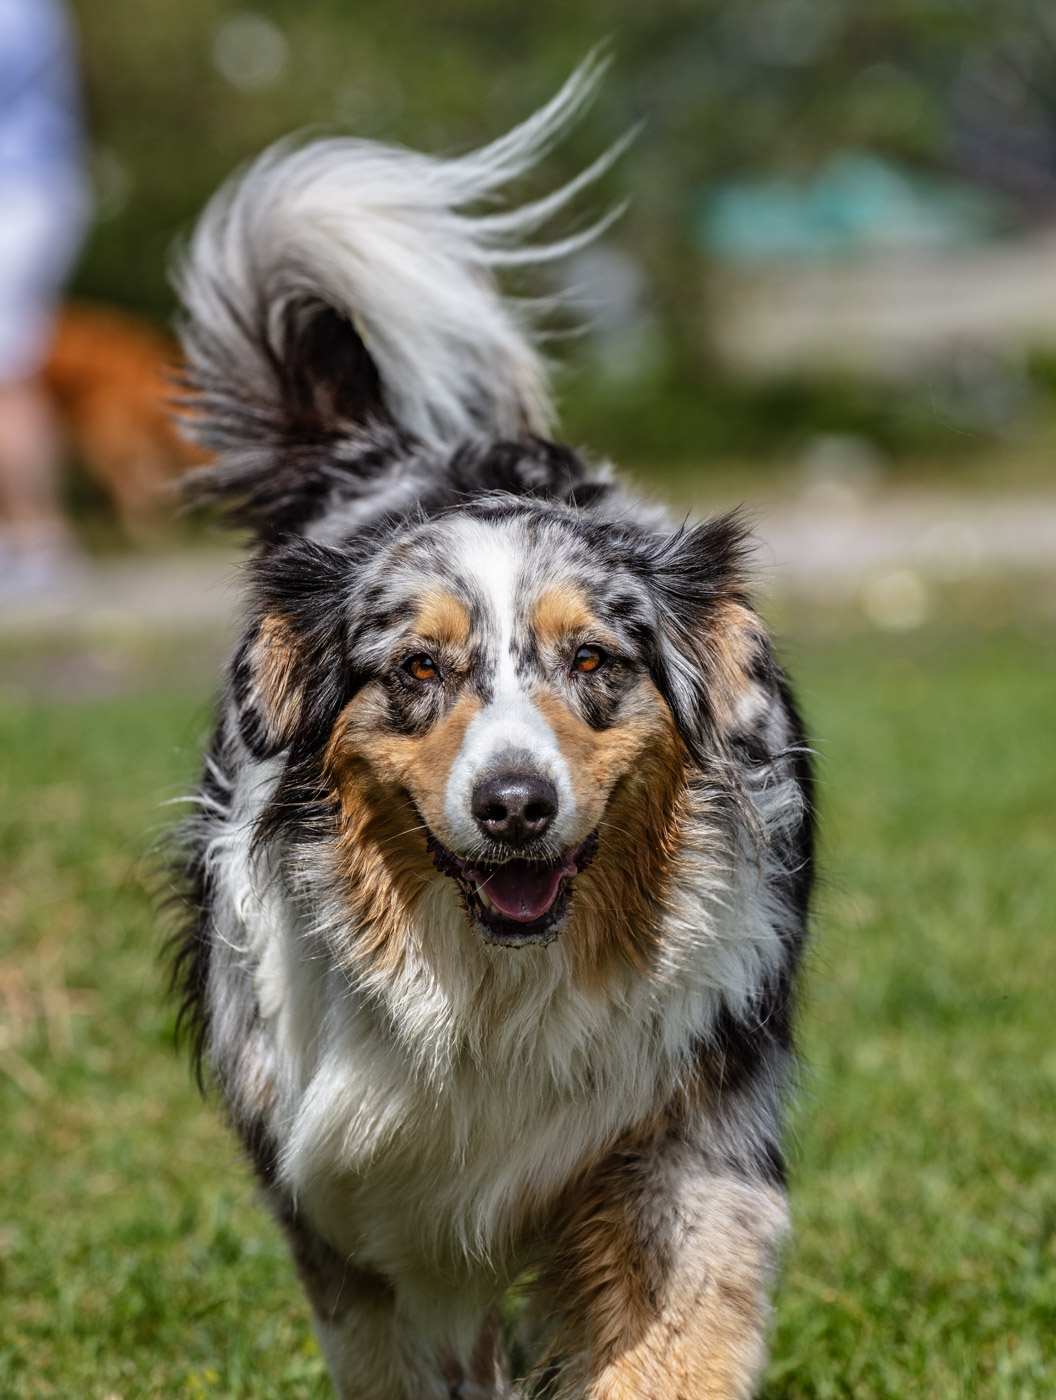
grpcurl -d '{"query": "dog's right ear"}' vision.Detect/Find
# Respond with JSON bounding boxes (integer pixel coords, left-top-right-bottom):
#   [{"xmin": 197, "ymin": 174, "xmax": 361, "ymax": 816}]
[{"xmin": 230, "ymin": 538, "xmax": 358, "ymax": 760}]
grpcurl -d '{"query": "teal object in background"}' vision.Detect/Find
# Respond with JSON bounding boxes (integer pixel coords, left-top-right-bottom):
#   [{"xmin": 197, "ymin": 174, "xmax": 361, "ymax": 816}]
[{"xmin": 697, "ymin": 150, "xmax": 1012, "ymax": 262}]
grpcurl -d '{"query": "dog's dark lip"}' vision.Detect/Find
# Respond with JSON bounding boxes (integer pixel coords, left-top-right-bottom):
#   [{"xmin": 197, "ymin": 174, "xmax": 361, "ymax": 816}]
[{"xmin": 427, "ymin": 830, "xmax": 599, "ymax": 947}]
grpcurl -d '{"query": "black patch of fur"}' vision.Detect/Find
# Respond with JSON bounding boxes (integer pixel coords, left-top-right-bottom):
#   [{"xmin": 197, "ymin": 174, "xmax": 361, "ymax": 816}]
[
  {"xmin": 692, "ymin": 982, "xmax": 797, "ymax": 1190},
  {"xmin": 444, "ymin": 437, "xmax": 590, "ymax": 501},
  {"xmin": 188, "ymin": 420, "xmax": 411, "ymax": 543},
  {"xmin": 571, "ymin": 656, "xmax": 635, "ymax": 731},
  {"xmin": 276, "ymin": 1200, "xmax": 395, "ymax": 1322},
  {"xmin": 165, "ymin": 724, "xmax": 231, "ymax": 1088},
  {"xmin": 181, "ymin": 293, "xmax": 411, "ymax": 539},
  {"xmin": 564, "ymin": 479, "xmax": 612, "ymax": 511},
  {"xmin": 382, "ymin": 668, "xmax": 453, "ymax": 738},
  {"xmin": 240, "ymin": 1110, "xmax": 282, "ymax": 1190},
  {"xmin": 707, "ymin": 988, "xmax": 792, "ymax": 1098},
  {"xmin": 236, "ymin": 537, "xmax": 359, "ymax": 758},
  {"xmin": 281, "ymin": 300, "xmax": 385, "ymax": 434},
  {"xmin": 354, "ymin": 436, "xmax": 596, "ymax": 531},
  {"xmin": 773, "ymin": 672, "xmax": 816, "ymax": 933}
]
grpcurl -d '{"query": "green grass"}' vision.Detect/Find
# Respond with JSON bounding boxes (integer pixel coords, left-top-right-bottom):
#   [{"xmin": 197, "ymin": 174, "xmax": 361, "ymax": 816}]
[
  {"xmin": 767, "ymin": 629, "xmax": 1056, "ymax": 1398},
  {"xmin": 1, "ymin": 623, "xmax": 1053, "ymax": 1398}
]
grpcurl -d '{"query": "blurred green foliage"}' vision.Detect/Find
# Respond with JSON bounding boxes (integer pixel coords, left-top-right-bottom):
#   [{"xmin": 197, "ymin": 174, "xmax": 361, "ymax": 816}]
[
  {"xmin": 71, "ymin": 0, "xmax": 1011, "ymax": 316},
  {"xmin": 67, "ymin": 0, "xmax": 1050, "ymax": 464}
]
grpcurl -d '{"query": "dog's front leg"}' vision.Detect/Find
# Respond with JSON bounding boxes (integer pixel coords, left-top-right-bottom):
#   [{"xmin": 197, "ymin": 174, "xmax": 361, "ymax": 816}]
[
  {"xmin": 539, "ymin": 1136, "xmax": 788, "ymax": 1400},
  {"xmin": 279, "ymin": 1210, "xmax": 459, "ymax": 1400},
  {"xmin": 279, "ymin": 1206, "xmax": 511, "ymax": 1400}
]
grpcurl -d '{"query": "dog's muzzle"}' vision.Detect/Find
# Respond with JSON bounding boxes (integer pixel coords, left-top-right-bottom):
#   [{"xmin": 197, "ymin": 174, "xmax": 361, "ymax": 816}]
[{"xmin": 428, "ymin": 820, "xmax": 599, "ymax": 947}]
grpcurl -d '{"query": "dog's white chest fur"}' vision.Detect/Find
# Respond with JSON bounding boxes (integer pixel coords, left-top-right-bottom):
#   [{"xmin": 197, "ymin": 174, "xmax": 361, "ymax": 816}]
[{"xmin": 206, "ymin": 751, "xmax": 788, "ymax": 1292}]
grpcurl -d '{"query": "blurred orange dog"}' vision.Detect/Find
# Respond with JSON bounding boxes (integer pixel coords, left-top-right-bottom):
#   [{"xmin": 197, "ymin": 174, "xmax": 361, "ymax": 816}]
[{"xmin": 42, "ymin": 301, "xmax": 206, "ymax": 533}]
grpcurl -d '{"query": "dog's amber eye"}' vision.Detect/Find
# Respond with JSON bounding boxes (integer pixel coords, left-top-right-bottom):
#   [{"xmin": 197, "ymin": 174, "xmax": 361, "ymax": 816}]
[
  {"xmin": 573, "ymin": 645, "xmax": 605, "ymax": 674},
  {"xmin": 404, "ymin": 653, "xmax": 440, "ymax": 682}
]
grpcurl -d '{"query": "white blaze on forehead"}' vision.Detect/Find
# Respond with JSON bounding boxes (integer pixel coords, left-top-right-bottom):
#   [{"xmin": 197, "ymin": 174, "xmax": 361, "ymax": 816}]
[{"xmin": 441, "ymin": 517, "xmax": 576, "ymax": 849}]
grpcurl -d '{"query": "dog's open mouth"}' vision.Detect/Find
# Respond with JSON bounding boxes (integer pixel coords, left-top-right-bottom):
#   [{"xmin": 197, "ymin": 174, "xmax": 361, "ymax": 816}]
[{"xmin": 427, "ymin": 832, "xmax": 599, "ymax": 946}]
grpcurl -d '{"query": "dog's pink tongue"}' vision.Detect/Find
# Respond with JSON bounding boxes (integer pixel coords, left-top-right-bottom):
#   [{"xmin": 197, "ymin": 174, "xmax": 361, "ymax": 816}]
[{"xmin": 468, "ymin": 857, "xmax": 576, "ymax": 922}]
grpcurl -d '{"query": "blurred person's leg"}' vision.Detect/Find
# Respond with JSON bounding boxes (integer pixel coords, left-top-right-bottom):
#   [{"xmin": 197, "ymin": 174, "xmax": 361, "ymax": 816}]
[
  {"xmin": 0, "ymin": 0, "xmax": 90, "ymax": 600},
  {"xmin": 0, "ymin": 181, "xmax": 89, "ymax": 600},
  {"xmin": 0, "ymin": 372, "xmax": 81, "ymax": 596},
  {"xmin": 0, "ymin": 375, "xmax": 66, "ymax": 526},
  {"xmin": 0, "ymin": 278, "xmax": 83, "ymax": 599}
]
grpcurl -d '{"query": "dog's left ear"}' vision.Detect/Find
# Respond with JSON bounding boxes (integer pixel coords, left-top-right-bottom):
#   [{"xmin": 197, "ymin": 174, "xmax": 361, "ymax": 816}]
[
  {"xmin": 643, "ymin": 513, "xmax": 777, "ymax": 764},
  {"xmin": 231, "ymin": 538, "xmax": 358, "ymax": 760}
]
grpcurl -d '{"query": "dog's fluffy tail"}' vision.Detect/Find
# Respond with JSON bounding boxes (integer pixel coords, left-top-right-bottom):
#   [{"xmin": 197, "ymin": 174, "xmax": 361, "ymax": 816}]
[{"xmin": 175, "ymin": 53, "xmax": 620, "ymax": 487}]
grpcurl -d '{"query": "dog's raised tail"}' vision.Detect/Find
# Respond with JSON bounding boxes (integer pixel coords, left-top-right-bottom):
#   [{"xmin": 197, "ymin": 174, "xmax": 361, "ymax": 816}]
[{"xmin": 175, "ymin": 54, "xmax": 620, "ymax": 493}]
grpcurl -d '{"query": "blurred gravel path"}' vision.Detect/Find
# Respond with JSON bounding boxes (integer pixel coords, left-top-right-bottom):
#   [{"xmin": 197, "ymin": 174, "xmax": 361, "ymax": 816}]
[
  {"xmin": 753, "ymin": 488, "xmax": 1056, "ymax": 586},
  {"xmin": 1, "ymin": 488, "xmax": 1053, "ymax": 637}
]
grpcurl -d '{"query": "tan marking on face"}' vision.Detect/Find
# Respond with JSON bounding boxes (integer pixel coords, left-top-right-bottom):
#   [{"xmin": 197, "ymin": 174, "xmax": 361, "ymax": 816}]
[
  {"xmin": 323, "ymin": 688, "xmax": 483, "ymax": 969},
  {"xmin": 531, "ymin": 583, "xmax": 597, "ymax": 649},
  {"xmin": 414, "ymin": 590, "xmax": 472, "ymax": 649},
  {"xmin": 536, "ymin": 1129, "xmax": 785, "ymax": 1400},
  {"xmin": 534, "ymin": 684, "xmax": 688, "ymax": 988},
  {"xmin": 251, "ymin": 612, "xmax": 303, "ymax": 746},
  {"xmin": 328, "ymin": 685, "xmax": 483, "ymax": 834}
]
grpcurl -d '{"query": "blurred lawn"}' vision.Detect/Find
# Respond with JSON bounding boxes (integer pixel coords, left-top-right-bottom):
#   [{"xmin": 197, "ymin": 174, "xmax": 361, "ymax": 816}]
[{"xmin": 0, "ymin": 622, "xmax": 1053, "ymax": 1399}]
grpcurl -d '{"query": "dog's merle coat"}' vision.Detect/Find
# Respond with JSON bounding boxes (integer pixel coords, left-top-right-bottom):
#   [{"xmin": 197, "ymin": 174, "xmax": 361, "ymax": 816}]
[{"xmin": 170, "ymin": 59, "xmax": 814, "ymax": 1400}]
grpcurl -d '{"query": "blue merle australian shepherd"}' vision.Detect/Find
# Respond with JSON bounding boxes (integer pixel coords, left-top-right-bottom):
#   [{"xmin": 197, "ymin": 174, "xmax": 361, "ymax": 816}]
[{"xmin": 170, "ymin": 59, "xmax": 814, "ymax": 1400}]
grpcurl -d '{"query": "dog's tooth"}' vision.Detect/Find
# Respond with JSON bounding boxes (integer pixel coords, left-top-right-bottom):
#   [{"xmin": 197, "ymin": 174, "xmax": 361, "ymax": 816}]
[{"xmin": 478, "ymin": 888, "xmax": 497, "ymax": 914}]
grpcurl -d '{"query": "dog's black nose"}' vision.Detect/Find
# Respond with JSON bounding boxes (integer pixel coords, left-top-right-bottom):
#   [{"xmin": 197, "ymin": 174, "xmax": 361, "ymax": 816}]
[{"xmin": 471, "ymin": 773, "xmax": 558, "ymax": 847}]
